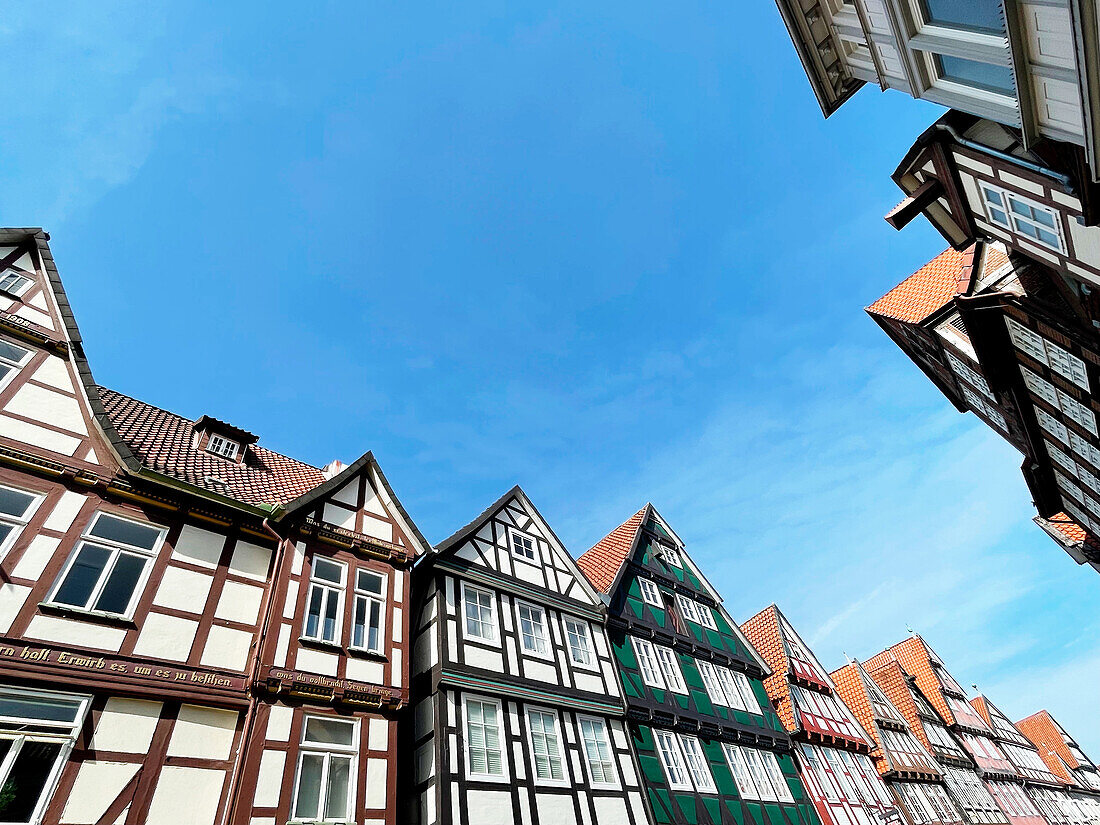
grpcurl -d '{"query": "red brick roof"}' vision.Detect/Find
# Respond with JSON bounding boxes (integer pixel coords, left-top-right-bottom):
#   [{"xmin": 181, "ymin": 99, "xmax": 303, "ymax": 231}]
[
  {"xmin": 1017, "ymin": 711, "xmax": 1083, "ymax": 784},
  {"xmin": 866, "ymin": 660, "xmax": 939, "ymax": 757},
  {"xmin": 741, "ymin": 605, "xmax": 798, "ymax": 733},
  {"xmin": 864, "ymin": 636, "xmax": 958, "ymax": 728},
  {"xmin": 576, "ymin": 505, "xmax": 647, "ymax": 593},
  {"xmin": 99, "ymin": 387, "xmax": 325, "ymax": 509},
  {"xmin": 867, "ymin": 245, "xmax": 975, "ymax": 324},
  {"xmin": 832, "ymin": 663, "xmax": 884, "ymax": 765}
]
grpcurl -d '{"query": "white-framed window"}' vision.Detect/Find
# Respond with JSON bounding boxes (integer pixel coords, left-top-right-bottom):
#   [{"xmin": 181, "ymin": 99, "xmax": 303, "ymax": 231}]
[
  {"xmin": 723, "ymin": 744, "xmax": 759, "ymax": 799},
  {"xmin": 526, "ymin": 707, "xmax": 566, "ymax": 784},
  {"xmin": 695, "ymin": 604, "xmax": 718, "ymax": 630},
  {"xmin": 461, "ymin": 582, "xmax": 498, "ymax": 643},
  {"xmin": 351, "ymin": 569, "xmax": 385, "ymax": 653},
  {"xmin": 0, "ymin": 686, "xmax": 91, "ymax": 825},
  {"xmin": 0, "ymin": 338, "xmax": 33, "ymax": 392},
  {"xmin": 632, "ymin": 638, "xmax": 666, "ymax": 689},
  {"xmin": 730, "ymin": 670, "xmax": 760, "ymax": 712},
  {"xmin": 303, "ymin": 557, "xmax": 347, "ymax": 644},
  {"xmin": 696, "ymin": 660, "xmax": 730, "ymax": 708},
  {"xmin": 206, "ymin": 433, "xmax": 240, "ymax": 460},
  {"xmin": 509, "ymin": 528, "xmax": 537, "ymax": 564},
  {"xmin": 658, "ymin": 545, "xmax": 682, "ymax": 568},
  {"xmin": 464, "ymin": 695, "xmax": 506, "ymax": 780},
  {"xmin": 578, "ymin": 716, "xmax": 618, "ymax": 787},
  {"xmin": 1058, "ymin": 390, "xmax": 1098, "ymax": 435},
  {"xmin": 655, "ymin": 646, "xmax": 687, "ymax": 694},
  {"xmin": 712, "ymin": 666, "xmax": 747, "ymax": 712},
  {"xmin": 676, "ymin": 594, "xmax": 700, "ymax": 624},
  {"xmin": 0, "ymin": 484, "xmax": 44, "ymax": 561},
  {"xmin": 290, "ymin": 715, "xmax": 357, "ymax": 823},
  {"xmin": 680, "ymin": 735, "xmax": 717, "ymax": 793},
  {"xmin": 0, "ymin": 268, "xmax": 33, "ymax": 297},
  {"xmin": 47, "ymin": 511, "xmax": 165, "ymax": 619},
  {"xmin": 762, "ymin": 750, "xmax": 795, "ymax": 802},
  {"xmin": 638, "ymin": 577, "xmax": 663, "ymax": 607},
  {"xmin": 1036, "ymin": 407, "xmax": 1070, "ymax": 444},
  {"xmin": 655, "ymin": 730, "xmax": 693, "ymax": 791},
  {"xmin": 745, "ymin": 747, "xmax": 781, "ymax": 801},
  {"xmin": 981, "ymin": 184, "xmax": 1062, "ymax": 251},
  {"xmin": 563, "ymin": 616, "xmax": 593, "ymax": 667},
  {"xmin": 516, "ymin": 601, "xmax": 550, "ymax": 658},
  {"xmin": 1007, "ymin": 318, "xmax": 1089, "ymax": 391}
]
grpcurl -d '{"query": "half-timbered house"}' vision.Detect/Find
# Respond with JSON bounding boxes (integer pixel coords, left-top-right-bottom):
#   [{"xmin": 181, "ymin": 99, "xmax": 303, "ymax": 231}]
[
  {"xmin": 406, "ymin": 486, "xmax": 650, "ymax": 825},
  {"xmin": 576, "ymin": 506, "xmax": 821, "ymax": 825},
  {"xmin": 864, "ymin": 661, "xmax": 1009, "ymax": 825},
  {"xmin": 864, "ymin": 638, "xmax": 1047, "ymax": 825},
  {"xmin": 0, "ymin": 228, "xmax": 428, "ymax": 825},
  {"xmin": 1017, "ymin": 711, "xmax": 1100, "ymax": 824},
  {"xmin": 741, "ymin": 606, "xmax": 902, "ymax": 825},
  {"xmin": 831, "ymin": 659, "xmax": 964, "ymax": 825}
]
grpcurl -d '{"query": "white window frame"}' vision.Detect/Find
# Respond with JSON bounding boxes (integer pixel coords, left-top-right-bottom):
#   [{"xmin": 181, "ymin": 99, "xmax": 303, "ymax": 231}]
[
  {"xmin": 696, "ymin": 660, "xmax": 730, "ymax": 708},
  {"xmin": 525, "ymin": 705, "xmax": 568, "ymax": 787},
  {"xmin": 655, "ymin": 729, "xmax": 694, "ymax": 791},
  {"xmin": 731, "ymin": 670, "xmax": 760, "ymax": 713},
  {"xmin": 723, "ymin": 744, "xmax": 759, "ymax": 799},
  {"xmin": 638, "ymin": 577, "xmax": 663, "ymax": 607},
  {"xmin": 45, "ymin": 511, "xmax": 166, "ymax": 620},
  {"xmin": 463, "ymin": 694, "xmax": 508, "ymax": 782},
  {"xmin": 509, "ymin": 527, "xmax": 538, "ymax": 564},
  {"xmin": 715, "ymin": 666, "xmax": 748, "ymax": 712},
  {"xmin": 632, "ymin": 638, "xmax": 667, "ymax": 690},
  {"xmin": 658, "ymin": 545, "xmax": 683, "ymax": 568},
  {"xmin": 460, "ymin": 581, "xmax": 499, "ymax": 645},
  {"xmin": 289, "ymin": 715, "xmax": 358, "ymax": 823},
  {"xmin": 205, "ymin": 433, "xmax": 240, "ymax": 460},
  {"xmin": 515, "ymin": 600, "xmax": 552, "ymax": 659},
  {"xmin": 562, "ymin": 616, "xmax": 595, "ymax": 669},
  {"xmin": 0, "ymin": 483, "xmax": 45, "ymax": 562},
  {"xmin": 980, "ymin": 183, "xmax": 1064, "ymax": 252},
  {"xmin": 762, "ymin": 750, "xmax": 796, "ymax": 803},
  {"xmin": 695, "ymin": 604, "xmax": 718, "ymax": 630},
  {"xmin": 676, "ymin": 594, "xmax": 700, "ymax": 624},
  {"xmin": 302, "ymin": 556, "xmax": 348, "ymax": 645},
  {"xmin": 350, "ymin": 568, "xmax": 386, "ymax": 654},
  {"xmin": 0, "ymin": 268, "xmax": 33, "ymax": 297},
  {"xmin": 655, "ymin": 645, "xmax": 687, "ymax": 694},
  {"xmin": 0, "ymin": 337, "xmax": 35, "ymax": 395},
  {"xmin": 680, "ymin": 735, "xmax": 717, "ymax": 793},
  {"xmin": 577, "ymin": 715, "xmax": 619, "ymax": 788}
]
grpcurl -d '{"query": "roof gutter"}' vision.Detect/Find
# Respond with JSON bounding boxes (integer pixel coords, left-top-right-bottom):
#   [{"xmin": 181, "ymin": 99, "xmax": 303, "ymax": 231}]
[{"xmin": 935, "ymin": 123, "xmax": 1075, "ymax": 192}]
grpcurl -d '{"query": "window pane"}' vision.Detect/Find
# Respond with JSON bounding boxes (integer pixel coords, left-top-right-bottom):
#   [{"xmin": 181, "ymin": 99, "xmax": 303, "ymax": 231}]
[
  {"xmin": 312, "ymin": 558, "xmax": 343, "ymax": 584},
  {"xmin": 0, "ymin": 694, "xmax": 83, "ymax": 725},
  {"xmin": 293, "ymin": 753, "xmax": 324, "ymax": 819},
  {"xmin": 93, "ymin": 553, "xmax": 146, "ymax": 614},
  {"xmin": 305, "ymin": 586, "xmax": 324, "ymax": 638},
  {"xmin": 367, "ymin": 600, "xmax": 381, "ymax": 651},
  {"xmin": 0, "ymin": 488, "xmax": 35, "ymax": 519},
  {"xmin": 920, "ymin": 0, "xmax": 1005, "ymax": 33},
  {"xmin": 356, "ymin": 570, "xmax": 383, "ymax": 595},
  {"xmin": 324, "ymin": 755, "xmax": 351, "ymax": 819},
  {"xmin": 0, "ymin": 340, "xmax": 29, "ymax": 365},
  {"xmin": 304, "ymin": 716, "xmax": 355, "ymax": 747},
  {"xmin": 352, "ymin": 597, "xmax": 367, "ymax": 648},
  {"xmin": 322, "ymin": 590, "xmax": 339, "ymax": 641},
  {"xmin": 52, "ymin": 544, "xmax": 111, "ymax": 608},
  {"xmin": 936, "ymin": 55, "xmax": 1014, "ymax": 94},
  {"xmin": 89, "ymin": 514, "xmax": 160, "ymax": 550},
  {"xmin": 0, "ymin": 740, "xmax": 63, "ymax": 822}
]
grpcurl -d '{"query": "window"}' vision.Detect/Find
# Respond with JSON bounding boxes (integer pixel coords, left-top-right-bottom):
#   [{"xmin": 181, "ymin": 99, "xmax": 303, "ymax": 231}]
[
  {"xmin": 509, "ymin": 528, "xmax": 537, "ymax": 563},
  {"xmin": 526, "ymin": 708, "xmax": 565, "ymax": 783},
  {"xmin": 662, "ymin": 593, "xmax": 687, "ymax": 635},
  {"xmin": 935, "ymin": 55, "xmax": 1015, "ymax": 95},
  {"xmin": 762, "ymin": 750, "xmax": 795, "ymax": 802},
  {"xmin": 47, "ymin": 512, "xmax": 165, "ymax": 618},
  {"xmin": 697, "ymin": 661, "xmax": 730, "ymax": 708},
  {"xmin": 745, "ymin": 747, "xmax": 780, "ymax": 802},
  {"xmin": 632, "ymin": 638, "xmax": 666, "ymax": 689},
  {"xmin": 723, "ymin": 744, "xmax": 760, "ymax": 799},
  {"xmin": 680, "ymin": 736, "xmax": 716, "ymax": 793},
  {"xmin": 729, "ymin": 669, "xmax": 760, "ymax": 713},
  {"xmin": 982, "ymin": 185, "xmax": 1062, "ymax": 251},
  {"xmin": 462, "ymin": 582, "xmax": 497, "ymax": 643},
  {"xmin": 676, "ymin": 594, "xmax": 700, "ymax": 624},
  {"xmin": 303, "ymin": 557, "xmax": 347, "ymax": 644},
  {"xmin": 579, "ymin": 716, "xmax": 617, "ymax": 787},
  {"xmin": 206, "ymin": 433, "xmax": 240, "ymax": 460},
  {"xmin": 919, "ymin": 0, "xmax": 1005, "ymax": 34},
  {"xmin": 563, "ymin": 617, "xmax": 593, "ymax": 666},
  {"xmin": 715, "ymin": 666, "xmax": 748, "ymax": 712},
  {"xmin": 695, "ymin": 605, "xmax": 717, "ymax": 630},
  {"xmin": 516, "ymin": 602, "xmax": 550, "ymax": 657},
  {"xmin": 464, "ymin": 696, "xmax": 506, "ymax": 779},
  {"xmin": 0, "ymin": 339, "xmax": 31, "ymax": 389},
  {"xmin": 351, "ymin": 569, "xmax": 385, "ymax": 653},
  {"xmin": 655, "ymin": 646, "xmax": 687, "ymax": 694},
  {"xmin": 655, "ymin": 730, "xmax": 692, "ymax": 790},
  {"xmin": 638, "ymin": 577, "xmax": 663, "ymax": 607},
  {"xmin": 0, "ymin": 484, "xmax": 42, "ymax": 561},
  {"xmin": 658, "ymin": 545, "xmax": 682, "ymax": 568},
  {"xmin": 0, "ymin": 269, "xmax": 32, "ymax": 297},
  {"xmin": 0, "ymin": 687, "xmax": 90, "ymax": 825},
  {"xmin": 291, "ymin": 715, "xmax": 357, "ymax": 823}
]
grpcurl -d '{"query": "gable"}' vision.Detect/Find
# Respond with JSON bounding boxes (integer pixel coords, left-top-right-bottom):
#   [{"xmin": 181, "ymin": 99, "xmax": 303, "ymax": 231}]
[
  {"xmin": 0, "ymin": 242, "xmax": 60, "ymax": 333},
  {"xmin": 439, "ymin": 489, "xmax": 599, "ymax": 607}
]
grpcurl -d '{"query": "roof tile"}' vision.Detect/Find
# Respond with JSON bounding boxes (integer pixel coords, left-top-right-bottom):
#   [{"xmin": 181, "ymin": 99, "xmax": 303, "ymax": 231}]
[{"xmin": 867, "ymin": 245, "xmax": 975, "ymax": 324}]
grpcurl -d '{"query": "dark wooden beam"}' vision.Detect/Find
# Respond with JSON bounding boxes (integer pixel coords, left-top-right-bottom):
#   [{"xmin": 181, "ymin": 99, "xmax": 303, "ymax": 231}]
[{"xmin": 885, "ymin": 178, "xmax": 944, "ymax": 230}]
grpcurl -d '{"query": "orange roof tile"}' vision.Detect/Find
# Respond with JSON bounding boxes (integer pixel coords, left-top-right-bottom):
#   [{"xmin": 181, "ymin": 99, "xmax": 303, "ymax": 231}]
[
  {"xmin": 576, "ymin": 505, "xmax": 647, "ymax": 593},
  {"xmin": 741, "ymin": 605, "xmax": 798, "ymax": 734},
  {"xmin": 867, "ymin": 245, "xmax": 976, "ymax": 324},
  {"xmin": 1017, "ymin": 711, "xmax": 1085, "ymax": 784},
  {"xmin": 832, "ymin": 663, "xmax": 884, "ymax": 766},
  {"xmin": 865, "ymin": 660, "xmax": 940, "ymax": 757},
  {"xmin": 864, "ymin": 636, "xmax": 960, "ymax": 729}
]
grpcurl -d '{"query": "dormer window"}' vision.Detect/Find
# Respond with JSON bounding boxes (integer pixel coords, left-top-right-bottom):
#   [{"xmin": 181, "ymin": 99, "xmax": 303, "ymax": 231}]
[
  {"xmin": 657, "ymin": 544, "xmax": 682, "ymax": 568},
  {"xmin": 0, "ymin": 268, "xmax": 32, "ymax": 297},
  {"xmin": 207, "ymin": 434, "xmax": 240, "ymax": 460}
]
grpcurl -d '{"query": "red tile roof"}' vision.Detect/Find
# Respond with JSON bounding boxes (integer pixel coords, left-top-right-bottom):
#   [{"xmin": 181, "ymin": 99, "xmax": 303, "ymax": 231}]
[
  {"xmin": 864, "ymin": 636, "xmax": 958, "ymax": 728},
  {"xmin": 99, "ymin": 387, "xmax": 325, "ymax": 509},
  {"xmin": 576, "ymin": 505, "xmax": 647, "ymax": 593},
  {"xmin": 867, "ymin": 245, "xmax": 975, "ymax": 324},
  {"xmin": 741, "ymin": 605, "xmax": 798, "ymax": 733},
  {"xmin": 865, "ymin": 660, "xmax": 939, "ymax": 757},
  {"xmin": 832, "ymin": 663, "xmax": 884, "ymax": 766},
  {"xmin": 1017, "ymin": 711, "xmax": 1083, "ymax": 784}
]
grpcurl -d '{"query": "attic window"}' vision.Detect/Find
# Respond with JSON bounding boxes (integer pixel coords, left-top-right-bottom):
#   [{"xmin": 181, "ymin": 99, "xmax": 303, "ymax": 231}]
[
  {"xmin": 657, "ymin": 545, "xmax": 682, "ymax": 569},
  {"xmin": 0, "ymin": 269, "xmax": 32, "ymax": 297},
  {"xmin": 510, "ymin": 528, "xmax": 537, "ymax": 563},
  {"xmin": 207, "ymin": 434, "xmax": 240, "ymax": 460}
]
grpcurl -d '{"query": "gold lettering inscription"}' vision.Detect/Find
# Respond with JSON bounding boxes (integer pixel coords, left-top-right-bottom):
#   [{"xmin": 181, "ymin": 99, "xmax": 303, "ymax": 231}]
[{"xmin": 0, "ymin": 644, "xmax": 237, "ymax": 689}]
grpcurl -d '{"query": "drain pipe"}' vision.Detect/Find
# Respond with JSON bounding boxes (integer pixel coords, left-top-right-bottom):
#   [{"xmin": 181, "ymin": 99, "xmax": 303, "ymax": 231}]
[
  {"xmin": 936, "ymin": 122, "xmax": 1075, "ymax": 191},
  {"xmin": 221, "ymin": 515, "xmax": 293, "ymax": 825}
]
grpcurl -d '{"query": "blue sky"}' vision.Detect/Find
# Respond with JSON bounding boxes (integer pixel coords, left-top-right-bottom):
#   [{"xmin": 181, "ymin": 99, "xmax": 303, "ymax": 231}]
[{"xmin": 3, "ymin": 2, "xmax": 1097, "ymax": 754}]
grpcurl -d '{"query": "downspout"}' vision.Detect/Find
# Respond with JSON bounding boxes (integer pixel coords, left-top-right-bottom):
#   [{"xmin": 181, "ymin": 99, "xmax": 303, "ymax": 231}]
[
  {"xmin": 935, "ymin": 123, "xmax": 1075, "ymax": 191},
  {"xmin": 221, "ymin": 515, "xmax": 293, "ymax": 825}
]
